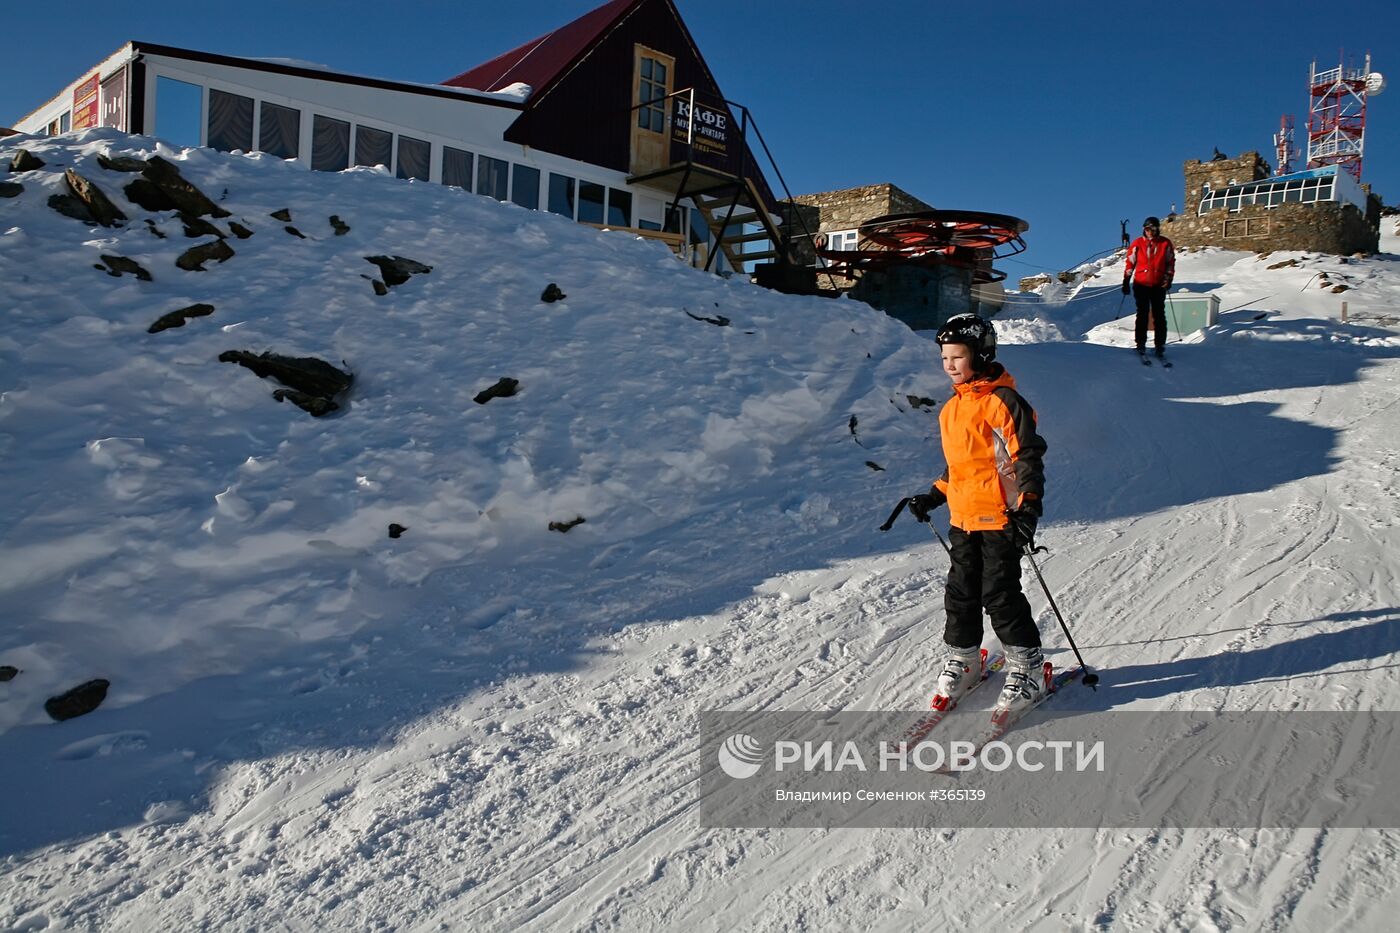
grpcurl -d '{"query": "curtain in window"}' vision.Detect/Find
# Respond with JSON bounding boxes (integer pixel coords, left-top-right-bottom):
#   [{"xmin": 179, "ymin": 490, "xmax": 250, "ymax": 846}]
[
  {"xmin": 259, "ymin": 102, "xmax": 300, "ymax": 160},
  {"xmin": 355, "ymin": 125, "xmax": 392, "ymax": 169},
  {"xmin": 208, "ymin": 89, "xmax": 254, "ymax": 153},
  {"xmin": 511, "ymin": 165, "xmax": 540, "ymax": 210},
  {"xmin": 478, "ymin": 156, "xmax": 509, "ymax": 201},
  {"xmin": 397, "ymin": 136, "xmax": 430, "ymax": 181},
  {"xmin": 311, "ymin": 115, "xmax": 350, "ymax": 172},
  {"xmin": 442, "ymin": 147, "xmax": 472, "ymax": 189}
]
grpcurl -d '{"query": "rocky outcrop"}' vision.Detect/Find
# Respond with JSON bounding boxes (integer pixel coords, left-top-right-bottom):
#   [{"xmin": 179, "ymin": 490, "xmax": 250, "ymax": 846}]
[
  {"xmin": 541, "ymin": 283, "xmax": 566, "ymax": 302},
  {"xmin": 330, "ymin": 215, "xmax": 350, "ymax": 236},
  {"xmin": 45, "ymin": 679, "xmax": 110, "ymax": 721},
  {"xmin": 548, "ymin": 516, "xmax": 586, "ymax": 533},
  {"xmin": 219, "ymin": 350, "xmax": 353, "ymax": 417},
  {"xmin": 97, "ymin": 254, "xmax": 153, "ymax": 281},
  {"xmin": 10, "ymin": 149, "xmax": 44, "ymax": 172},
  {"xmin": 149, "ymin": 303, "xmax": 214, "ymax": 333},
  {"xmin": 0, "ymin": 665, "xmax": 18, "ymax": 682},
  {"xmin": 473, "ymin": 377, "xmax": 519, "ymax": 405},
  {"xmin": 0, "ymin": 181, "xmax": 21, "ymax": 198},
  {"xmin": 97, "ymin": 153, "xmax": 148, "ymax": 173},
  {"xmin": 176, "ymin": 239, "xmax": 235, "ymax": 271},
  {"xmin": 270, "ymin": 207, "xmax": 292, "ymax": 222},
  {"xmin": 124, "ymin": 156, "xmax": 230, "ymax": 218},
  {"xmin": 58, "ymin": 169, "xmax": 127, "ymax": 227},
  {"xmin": 180, "ymin": 214, "xmax": 224, "ymax": 239},
  {"xmin": 365, "ymin": 255, "xmax": 432, "ymax": 288}
]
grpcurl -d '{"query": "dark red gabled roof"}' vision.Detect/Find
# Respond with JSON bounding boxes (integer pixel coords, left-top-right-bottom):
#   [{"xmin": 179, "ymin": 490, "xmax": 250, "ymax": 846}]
[{"xmin": 441, "ymin": 0, "xmax": 641, "ymax": 95}]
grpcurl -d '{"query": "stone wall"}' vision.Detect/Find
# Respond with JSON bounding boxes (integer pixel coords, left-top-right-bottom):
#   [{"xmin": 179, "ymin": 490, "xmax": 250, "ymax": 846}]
[
  {"xmin": 1162, "ymin": 198, "xmax": 1380, "ymax": 254},
  {"xmin": 1168, "ymin": 150, "xmax": 1382, "ymax": 255},
  {"xmin": 781, "ymin": 182, "xmax": 934, "ymax": 266}
]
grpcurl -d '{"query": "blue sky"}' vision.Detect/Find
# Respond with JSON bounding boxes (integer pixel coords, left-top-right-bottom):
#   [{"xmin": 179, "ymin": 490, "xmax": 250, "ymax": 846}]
[{"xmin": 3, "ymin": 0, "xmax": 1398, "ymax": 277}]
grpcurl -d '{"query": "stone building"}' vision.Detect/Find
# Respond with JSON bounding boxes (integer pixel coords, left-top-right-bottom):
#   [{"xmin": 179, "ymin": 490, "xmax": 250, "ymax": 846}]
[
  {"xmin": 781, "ymin": 183, "xmax": 933, "ymax": 268},
  {"xmin": 1162, "ymin": 150, "xmax": 1383, "ymax": 254}
]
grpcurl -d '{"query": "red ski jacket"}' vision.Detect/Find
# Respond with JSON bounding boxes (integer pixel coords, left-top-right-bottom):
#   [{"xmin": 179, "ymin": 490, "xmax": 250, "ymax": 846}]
[{"xmin": 1124, "ymin": 235, "xmax": 1175, "ymax": 288}]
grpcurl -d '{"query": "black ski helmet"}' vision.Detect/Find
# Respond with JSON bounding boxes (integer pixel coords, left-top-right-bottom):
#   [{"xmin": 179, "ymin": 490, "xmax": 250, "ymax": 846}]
[
  {"xmin": 935, "ymin": 313, "xmax": 997, "ymax": 368},
  {"xmin": 1143, "ymin": 216, "xmax": 1161, "ymax": 230}
]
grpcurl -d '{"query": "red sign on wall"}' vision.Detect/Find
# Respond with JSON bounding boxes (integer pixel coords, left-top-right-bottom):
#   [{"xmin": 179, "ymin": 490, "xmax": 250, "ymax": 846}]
[{"xmin": 72, "ymin": 73, "xmax": 100, "ymax": 130}]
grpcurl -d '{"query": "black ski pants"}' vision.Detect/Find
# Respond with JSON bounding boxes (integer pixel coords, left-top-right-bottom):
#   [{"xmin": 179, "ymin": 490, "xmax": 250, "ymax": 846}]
[
  {"xmin": 943, "ymin": 526, "xmax": 1040, "ymax": 650},
  {"xmin": 1132, "ymin": 283, "xmax": 1168, "ymax": 352}
]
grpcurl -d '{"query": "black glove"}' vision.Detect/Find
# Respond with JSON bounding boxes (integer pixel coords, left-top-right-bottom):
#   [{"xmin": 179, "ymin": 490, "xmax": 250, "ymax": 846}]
[
  {"xmin": 1121, "ymin": 280, "xmax": 1131, "ymax": 295},
  {"xmin": 909, "ymin": 488, "xmax": 947, "ymax": 523},
  {"xmin": 1006, "ymin": 507, "xmax": 1039, "ymax": 551}
]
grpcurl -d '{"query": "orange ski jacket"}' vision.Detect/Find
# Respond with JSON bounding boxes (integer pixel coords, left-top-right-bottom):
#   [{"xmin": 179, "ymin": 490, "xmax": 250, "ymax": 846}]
[{"xmin": 933, "ymin": 364, "xmax": 1046, "ymax": 532}]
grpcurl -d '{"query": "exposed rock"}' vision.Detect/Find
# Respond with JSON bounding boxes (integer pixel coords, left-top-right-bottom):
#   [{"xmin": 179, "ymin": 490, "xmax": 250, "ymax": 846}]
[
  {"xmin": 62, "ymin": 169, "xmax": 127, "ymax": 227},
  {"xmin": 1267, "ymin": 259, "xmax": 1299, "ymax": 270},
  {"xmin": 0, "ymin": 181, "xmax": 21, "ymax": 198},
  {"xmin": 144, "ymin": 219, "xmax": 167, "ymax": 239},
  {"xmin": 97, "ymin": 153, "xmax": 148, "ymax": 172},
  {"xmin": 329, "ymin": 215, "xmax": 350, "ymax": 235},
  {"xmin": 98, "ymin": 254, "xmax": 153, "ymax": 281},
  {"xmin": 272, "ymin": 388, "xmax": 338, "ymax": 416},
  {"xmin": 180, "ymin": 213, "xmax": 224, "ymax": 239},
  {"xmin": 219, "ymin": 350, "xmax": 353, "ymax": 404},
  {"xmin": 45, "ymin": 678, "xmax": 110, "ymax": 721},
  {"xmin": 388, "ymin": 523, "xmax": 407, "ymax": 539},
  {"xmin": 141, "ymin": 156, "xmax": 230, "ymax": 217},
  {"xmin": 905, "ymin": 395, "xmax": 938, "ymax": 411},
  {"xmin": 284, "ymin": 225, "xmax": 306, "ymax": 239},
  {"xmin": 371, "ymin": 279, "xmax": 388, "ymax": 296},
  {"xmin": 365, "ymin": 255, "xmax": 432, "ymax": 287},
  {"xmin": 149, "ymin": 303, "xmax": 214, "ymax": 333},
  {"xmin": 473, "ymin": 377, "xmax": 519, "ymax": 405},
  {"xmin": 0, "ymin": 665, "xmax": 18, "ymax": 682},
  {"xmin": 1332, "ymin": 284, "xmax": 1350, "ymax": 293},
  {"xmin": 541, "ymin": 283, "xmax": 566, "ymax": 302},
  {"xmin": 10, "ymin": 149, "xmax": 44, "ymax": 172},
  {"xmin": 176, "ymin": 238, "xmax": 235, "ymax": 271},
  {"xmin": 865, "ymin": 461, "xmax": 885, "ymax": 472},
  {"xmin": 1018, "ymin": 273, "xmax": 1053, "ymax": 292},
  {"xmin": 548, "ymin": 516, "xmax": 586, "ymax": 533},
  {"xmin": 48, "ymin": 193, "xmax": 96, "ymax": 222},
  {"xmin": 1056, "ymin": 271, "xmax": 1078, "ymax": 284},
  {"xmin": 228, "ymin": 221, "xmax": 254, "ymax": 239},
  {"xmin": 685, "ymin": 310, "xmax": 730, "ymax": 327},
  {"xmin": 270, "ymin": 207, "xmax": 292, "ymax": 222},
  {"xmin": 123, "ymin": 177, "xmax": 180, "ymax": 213}
]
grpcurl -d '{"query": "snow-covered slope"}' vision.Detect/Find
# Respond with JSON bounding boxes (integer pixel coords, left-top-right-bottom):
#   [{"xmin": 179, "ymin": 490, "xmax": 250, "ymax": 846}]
[{"xmin": 2, "ymin": 130, "xmax": 1399, "ymax": 931}]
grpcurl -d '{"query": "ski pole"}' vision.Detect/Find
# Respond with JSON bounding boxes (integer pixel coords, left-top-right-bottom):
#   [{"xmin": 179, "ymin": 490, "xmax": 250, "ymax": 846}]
[
  {"xmin": 1165, "ymin": 292, "xmax": 1184, "ymax": 345},
  {"xmin": 1022, "ymin": 545, "xmax": 1099, "ymax": 688},
  {"xmin": 878, "ymin": 496, "xmax": 951, "ymax": 556}
]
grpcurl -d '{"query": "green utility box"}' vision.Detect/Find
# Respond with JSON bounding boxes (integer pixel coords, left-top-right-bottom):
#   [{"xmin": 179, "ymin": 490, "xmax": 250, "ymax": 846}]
[{"xmin": 1165, "ymin": 292, "xmax": 1219, "ymax": 336}]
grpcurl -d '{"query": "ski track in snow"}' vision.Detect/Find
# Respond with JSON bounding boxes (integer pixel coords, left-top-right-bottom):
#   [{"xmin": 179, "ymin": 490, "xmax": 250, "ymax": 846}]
[{"xmin": 2, "ymin": 133, "xmax": 1400, "ymax": 931}]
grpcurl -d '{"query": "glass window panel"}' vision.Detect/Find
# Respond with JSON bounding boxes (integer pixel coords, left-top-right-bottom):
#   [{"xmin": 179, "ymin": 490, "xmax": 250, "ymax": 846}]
[
  {"xmin": 258, "ymin": 101, "xmax": 300, "ymax": 160},
  {"xmin": 60, "ymin": 112, "xmax": 71, "ymax": 133},
  {"xmin": 397, "ymin": 135, "xmax": 430, "ymax": 181},
  {"xmin": 511, "ymin": 164, "xmax": 540, "ymax": 210},
  {"xmin": 477, "ymin": 156, "xmax": 509, "ymax": 200},
  {"xmin": 642, "ymin": 58, "xmax": 652, "ymax": 80},
  {"xmin": 155, "ymin": 76, "xmax": 203, "ymax": 149},
  {"xmin": 311, "ymin": 115, "xmax": 350, "ymax": 172},
  {"xmin": 638, "ymin": 109, "xmax": 650, "ymax": 129},
  {"xmin": 1319, "ymin": 181, "xmax": 1333, "ymax": 200},
  {"xmin": 208, "ymin": 89, "xmax": 254, "ymax": 153},
  {"xmin": 1284, "ymin": 187, "xmax": 1301, "ymax": 202},
  {"xmin": 639, "ymin": 219, "xmax": 661, "ymax": 231},
  {"xmin": 442, "ymin": 147, "xmax": 472, "ymax": 189},
  {"xmin": 689, "ymin": 203, "xmax": 709, "ymax": 245},
  {"xmin": 606, "ymin": 188, "xmax": 632, "ymax": 227},
  {"xmin": 578, "ymin": 181, "xmax": 605, "ymax": 224},
  {"xmin": 650, "ymin": 109, "xmax": 664, "ymax": 132},
  {"xmin": 548, "ymin": 173, "xmax": 576, "ymax": 218},
  {"xmin": 664, "ymin": 204, "xmax": 685, "ymax": 234},
  {"xmin": 654, "ymin": 62, "xmax": 666, "ymax": 83},
  {"xmin": 355, "ymin": 124, "xmax": 392, "ymax": 169}
]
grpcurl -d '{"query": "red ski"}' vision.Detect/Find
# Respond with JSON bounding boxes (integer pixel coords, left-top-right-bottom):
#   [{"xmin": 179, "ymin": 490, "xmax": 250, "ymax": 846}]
[{"xmin": 893, "ymin": 649, "xmax": 1005, "ymax": 748}]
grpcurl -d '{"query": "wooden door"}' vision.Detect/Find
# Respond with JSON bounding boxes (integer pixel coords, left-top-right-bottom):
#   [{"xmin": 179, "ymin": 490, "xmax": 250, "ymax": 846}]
[{"xmin": 630, "ymin": 45, "xmax": 674, "ymax": 175}]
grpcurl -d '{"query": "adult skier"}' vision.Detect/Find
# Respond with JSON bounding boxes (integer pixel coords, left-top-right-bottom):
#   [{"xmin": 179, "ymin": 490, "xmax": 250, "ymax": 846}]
[
  {"xmin": 1122, "ymin": 216, "xmax": 1176, "ymax": 360},
  {"xmin": 908, "ymin": 314, "xmax": 1049, "ymax": 715}
]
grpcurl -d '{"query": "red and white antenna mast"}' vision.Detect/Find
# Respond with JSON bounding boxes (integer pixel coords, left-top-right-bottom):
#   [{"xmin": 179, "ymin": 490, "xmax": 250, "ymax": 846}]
[
  {"xmin": 1273, "ymin": 114, "xmax": 1296, "ymax": 174},
  {"xmin": 1306, "ymin": 51, "xmax": 1384, "ymax": 181}
]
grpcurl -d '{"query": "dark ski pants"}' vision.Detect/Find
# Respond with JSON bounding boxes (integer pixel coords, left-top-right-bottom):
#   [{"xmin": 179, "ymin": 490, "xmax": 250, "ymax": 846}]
[
  {"xmin": 1132, "ymin": 283, "xmax": 1168, "ymax": 352},
  {"xmin": 943, "ymin": 526, "xmax": 1040, "ymax": 650}
]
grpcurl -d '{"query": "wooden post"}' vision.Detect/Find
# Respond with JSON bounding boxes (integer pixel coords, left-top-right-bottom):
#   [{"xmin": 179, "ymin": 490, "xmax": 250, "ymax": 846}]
[{"xmin": 1341, "ymin": 301, "xmax": 1348, "ymax": 323}]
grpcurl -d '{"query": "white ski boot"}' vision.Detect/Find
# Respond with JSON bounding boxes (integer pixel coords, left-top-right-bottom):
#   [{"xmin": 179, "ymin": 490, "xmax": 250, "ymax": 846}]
[
  {"xmin": 930, "ymin": 645, "xmax": 984, "ymax": 711},
  {"xmin": 995, "ymin": 646, "xmax": 1049, "ymax": 716}
]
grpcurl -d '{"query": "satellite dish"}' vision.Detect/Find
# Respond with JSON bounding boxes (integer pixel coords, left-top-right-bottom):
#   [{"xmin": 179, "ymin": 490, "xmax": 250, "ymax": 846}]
[{"xmin": 1366, "ymin": 72, "xmax": 1386, "ymax": 96}]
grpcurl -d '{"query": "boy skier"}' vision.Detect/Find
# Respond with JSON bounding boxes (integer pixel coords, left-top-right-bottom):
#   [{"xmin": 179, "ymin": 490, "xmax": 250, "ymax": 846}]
[{"xmin": 908, "ymin": 313, "xmax": 1049, "ymax": 715}]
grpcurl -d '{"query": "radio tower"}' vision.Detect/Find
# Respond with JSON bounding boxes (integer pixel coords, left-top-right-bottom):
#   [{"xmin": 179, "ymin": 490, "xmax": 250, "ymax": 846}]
[
  {"xmin": 1273, "ymin": 114, "xmax": 1296, "ymax": 174},
  {"xmin": 1306, "ymin": 52, "xmax": 1385, "ymax": 181}
]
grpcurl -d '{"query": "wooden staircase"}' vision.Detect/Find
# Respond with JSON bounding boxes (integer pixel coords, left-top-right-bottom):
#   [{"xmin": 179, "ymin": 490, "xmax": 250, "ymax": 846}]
[{"xmin": 688, "ymin": 175, "xmax": 785, "ymax": 274}]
